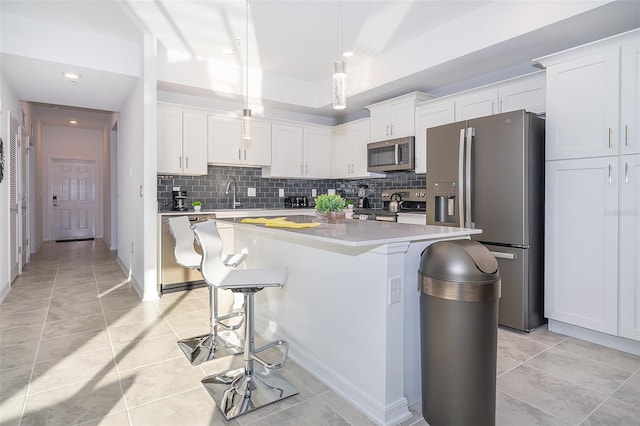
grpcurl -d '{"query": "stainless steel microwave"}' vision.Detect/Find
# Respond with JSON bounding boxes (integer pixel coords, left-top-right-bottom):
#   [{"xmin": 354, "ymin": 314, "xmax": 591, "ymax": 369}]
[{"xmin": 367, "ymin": 137, "xmax": 415, "ymax": 172}]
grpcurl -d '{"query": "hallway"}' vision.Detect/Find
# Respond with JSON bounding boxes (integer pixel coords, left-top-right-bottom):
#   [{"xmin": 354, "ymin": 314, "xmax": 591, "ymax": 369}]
[{"xmin": 1, "ymin": 240, "xmax": 640, "ymax": 425}]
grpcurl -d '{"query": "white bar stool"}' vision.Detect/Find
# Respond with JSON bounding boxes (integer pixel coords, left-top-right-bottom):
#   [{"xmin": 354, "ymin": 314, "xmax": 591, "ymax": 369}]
[
  {"xmin": 192, "ymin": 220, "xmax": 298, "ymax": 420},
  {"xmin": 166, "ymin": 216, "xmax": 246, "ymax": 365}
]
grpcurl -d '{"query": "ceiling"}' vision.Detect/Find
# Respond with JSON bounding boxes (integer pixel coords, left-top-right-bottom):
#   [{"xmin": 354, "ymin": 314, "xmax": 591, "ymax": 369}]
[{"xmin": 1, "ymin": 0, "xmax": 639, "ymax": 129}]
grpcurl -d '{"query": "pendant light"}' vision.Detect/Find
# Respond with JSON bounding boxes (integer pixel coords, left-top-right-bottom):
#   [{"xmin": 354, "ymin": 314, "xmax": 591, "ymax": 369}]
[
  {"xmin": 242, "ymin": 0, "xmax": 252, "ymax": 140},
  {"xmin": 333, "ymin": 1, "xmax": 346, "ymax": 110}
]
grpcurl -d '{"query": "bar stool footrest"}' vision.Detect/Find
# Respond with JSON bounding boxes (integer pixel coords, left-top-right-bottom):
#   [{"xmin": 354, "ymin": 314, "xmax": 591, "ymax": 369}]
[
  {"xmin": 216, "ymin": 310, "xmax": 244, "ymax": 331},
  {"xmin": 252, "ymin": 339, "xmax": 289, "ymax": 370}
]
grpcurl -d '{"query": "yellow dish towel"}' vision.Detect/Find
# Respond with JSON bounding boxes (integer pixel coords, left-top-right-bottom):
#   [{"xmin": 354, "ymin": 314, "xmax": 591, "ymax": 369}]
[
  {"xmin": 240, "ymin": 217, "xmax": 288, "ymax": 224},
  {"xmin": 264, "ymin": 221, "xmax": 321, "ymax": 229}
]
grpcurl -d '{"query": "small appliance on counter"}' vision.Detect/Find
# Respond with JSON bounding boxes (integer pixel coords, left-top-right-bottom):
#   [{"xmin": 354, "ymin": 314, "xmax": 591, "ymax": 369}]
[
  {"xmin": 172, "ymin": 190, "xmax": 188, "ymax": 211},
  {"xmin": 357, "ymin": 184, "xmax": 371, "ymax": 208},
  {"xmin": 284, "ymin": 196, "xmax": 309, "ymax": 208}
]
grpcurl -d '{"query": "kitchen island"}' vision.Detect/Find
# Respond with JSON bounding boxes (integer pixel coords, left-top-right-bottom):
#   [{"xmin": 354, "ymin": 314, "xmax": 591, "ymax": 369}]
[{"xmin": 210, "ymin": 215, "xmax": 481, "ymax": 425}]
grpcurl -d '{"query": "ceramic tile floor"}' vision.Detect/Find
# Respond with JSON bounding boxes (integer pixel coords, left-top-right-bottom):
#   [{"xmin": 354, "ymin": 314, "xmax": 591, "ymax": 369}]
[{"xmin": 1, "ymin": 240, "xmax": 639, "ymax": 425}]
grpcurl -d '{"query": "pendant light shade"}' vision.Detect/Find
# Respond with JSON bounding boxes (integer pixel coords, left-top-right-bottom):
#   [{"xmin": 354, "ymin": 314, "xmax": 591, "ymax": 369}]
[
  {"xmin": 333, "ymin": 60, "xmax": 346, "ymax": 110},
  {"xmin": 242, "ymin": 0, "xmax": 252, "ymax": 140},
  {"xmin": 332, "ymin": 1, "xmax": 346, "ymax": 110}
]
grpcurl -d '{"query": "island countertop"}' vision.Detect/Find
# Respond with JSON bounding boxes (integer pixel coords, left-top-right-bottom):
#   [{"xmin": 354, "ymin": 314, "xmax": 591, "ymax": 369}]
[{"xmin": 211, "ymin": 215, "xmax": 481, "ymax": 247}]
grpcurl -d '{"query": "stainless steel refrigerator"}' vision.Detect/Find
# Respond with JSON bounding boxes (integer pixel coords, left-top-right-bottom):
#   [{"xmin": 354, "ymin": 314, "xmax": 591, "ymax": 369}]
[{"xmin": 426, "ymin": 110, "xmax": 545, "ymax": 331}]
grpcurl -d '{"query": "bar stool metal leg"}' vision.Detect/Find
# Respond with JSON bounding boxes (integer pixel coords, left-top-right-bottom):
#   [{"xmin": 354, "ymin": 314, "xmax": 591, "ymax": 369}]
[
  {"xmin": 177, "ymin": 285, "xmax": 244, "ymax": 365},
  {"xmin": 201, "ymin": 289, "xmax": 298, "ymax": 420}
]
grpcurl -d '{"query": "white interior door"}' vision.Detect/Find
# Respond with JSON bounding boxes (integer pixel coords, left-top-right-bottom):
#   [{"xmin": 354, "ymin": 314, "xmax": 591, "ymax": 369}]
[
  {"xmin": 51, "ymin": 159, "xmax": 96, "ymax": 241},
  {"xmin": 21, "ymin": 130, "xmax": 29, "ymax": 266}
]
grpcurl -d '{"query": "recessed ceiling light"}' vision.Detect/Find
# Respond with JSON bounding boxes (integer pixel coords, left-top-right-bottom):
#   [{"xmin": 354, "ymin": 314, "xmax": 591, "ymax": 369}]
[
  {"xmin": 62, "ymin": 72, "xmax": 81, "ymax": 82},
  {"xmin": 69, "ymin": 120, "xmax": 78, "ymax": 125},
  {"xmin": 222, "ymin": 47, "xmax": 235, "ymax": 55},
  {"xmin": 342, "ymin": 51, "xmax": 354, "ymax": 58}
]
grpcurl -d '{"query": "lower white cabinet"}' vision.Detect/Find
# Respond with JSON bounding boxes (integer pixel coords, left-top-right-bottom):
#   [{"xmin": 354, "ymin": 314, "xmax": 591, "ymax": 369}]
[
  {"xmin": 546, "ymin": 155, "xmax": 640, "ymax": 341},
  {"xmin": 619, "ymin": 154, "xmax": 640, "ymax": 341}
]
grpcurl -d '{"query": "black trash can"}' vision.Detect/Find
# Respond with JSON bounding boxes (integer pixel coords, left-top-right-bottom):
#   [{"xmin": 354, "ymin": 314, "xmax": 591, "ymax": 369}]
[{"xmin": 418, "ymin": 240, "xmax": 501, "ymax": 426}]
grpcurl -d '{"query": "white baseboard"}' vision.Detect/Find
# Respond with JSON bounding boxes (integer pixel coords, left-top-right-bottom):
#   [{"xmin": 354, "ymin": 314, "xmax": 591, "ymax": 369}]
[
  {"xmin": 255, "ymin": 317, "xmax": 411, "ymax": 426},
  {"xmin": 115, "ymin": 255, "xmax": 143, "ymax": 301},
  {"xmin": 548, "ymin": 320, "xmax": 640, "ymax": 356}
]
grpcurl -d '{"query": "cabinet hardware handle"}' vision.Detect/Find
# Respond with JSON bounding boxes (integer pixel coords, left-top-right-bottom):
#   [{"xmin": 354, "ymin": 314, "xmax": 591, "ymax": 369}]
[
  {"xmin": 390, "ymin": 124, "xmax": 394, "ymax": 135},
  {"xmin": 608, "ymin": 128, "xmax": 612, "ymax": 148},
  {"xmin": 300, "ymin": 164, "xmax": 303, "ymax": 175},
  {"xmin": 186, "ymin": 157, "xmax": 189, "ymax": 168},
  {"xmin": 179, "ymin": 156, "xmax": 182, "ymax": 168},
  {"xmin": 608, "ymin": 164, "xmax": 612, "ymax": 185},
  {"xmin": 238, "ymin": 149, "xmax": 241, "ymax": 160},
  {"xmin": 386, "ymin": 125, "xmax": 389, "ymax": 136},
  {"xmin": 305, "ymin": 164, "xmax": 308, "ymax": 175},
  {"xmin": 625, "ymin": 162, "xmax": 629, "ymax": 184},
  {"xmin": 625, "ymin": 125, "xmax": 629, "ymax": 147},
  {"xmin": 244, "ymin": 149, "xmax": 247, "ymax": 160}
]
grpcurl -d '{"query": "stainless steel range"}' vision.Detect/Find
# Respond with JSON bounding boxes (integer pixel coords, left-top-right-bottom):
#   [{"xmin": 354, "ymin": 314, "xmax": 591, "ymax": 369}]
[{"xmin": 352, "ymin": 189, "xmax": 427, "ymax": 222}]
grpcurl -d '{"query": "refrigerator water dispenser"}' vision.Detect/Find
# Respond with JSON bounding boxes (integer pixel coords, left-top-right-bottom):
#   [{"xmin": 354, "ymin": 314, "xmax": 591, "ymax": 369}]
[{"xmin": 434, "ymin": 182, "xmax": 457, "ymax": 223}]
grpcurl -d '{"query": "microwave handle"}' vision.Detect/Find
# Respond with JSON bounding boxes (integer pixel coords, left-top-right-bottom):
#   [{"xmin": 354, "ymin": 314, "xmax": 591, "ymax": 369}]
[{"xmin": 395, "ymin": 144, "xmax": 399, "ymax": 165}]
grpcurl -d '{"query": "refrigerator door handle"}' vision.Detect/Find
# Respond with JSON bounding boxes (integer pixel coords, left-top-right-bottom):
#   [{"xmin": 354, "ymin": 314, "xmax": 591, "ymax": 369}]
[
  {"xmin": 465, "ymin": 127, "xmax": 475, "ymax": 228},
  {"xmin": 458, "ymin": 128, "xmax": 466, "ymax": 227},
  {"xmin": 489, "ymin": 251, "xmax": 516, "ymax": 260}
]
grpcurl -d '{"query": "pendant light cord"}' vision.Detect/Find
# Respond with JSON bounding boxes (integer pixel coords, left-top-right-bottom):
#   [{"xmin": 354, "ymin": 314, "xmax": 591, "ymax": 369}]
[{"xmin": 245, "ymin": 0, "xmax": 249, "ymax": 110}]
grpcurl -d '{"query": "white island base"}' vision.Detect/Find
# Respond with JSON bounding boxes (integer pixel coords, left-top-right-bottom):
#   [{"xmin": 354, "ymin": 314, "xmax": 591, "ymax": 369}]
[{"xmin": 215, "ymin": 216, "xmax": 480, "ymax": 425}]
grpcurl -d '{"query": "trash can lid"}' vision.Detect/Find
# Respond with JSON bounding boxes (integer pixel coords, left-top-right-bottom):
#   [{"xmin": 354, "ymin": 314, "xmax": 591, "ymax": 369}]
[{"xmin": 419, "ymin": 240, "xmax": 499, "ymax": 283}]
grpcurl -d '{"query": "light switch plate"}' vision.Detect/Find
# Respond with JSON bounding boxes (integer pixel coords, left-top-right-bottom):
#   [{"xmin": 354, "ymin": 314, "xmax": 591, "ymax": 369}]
[
  {"xmin": 328, "ymin": 189, "xmax": 336, "ymax": 195},
  {"xmin": 388, "ymin": 277, "xmax": 402, "ymax": 304},
  {"xmin": 279, "ymin": 188, "xmax": 285, "ymax": 197},
  {"xmin": 312, "ymin": 189, "xmax": 317, "ymax": 197},
  {"xmin": 248, "ymin": 188, "xmax": 256, "ymax": 197}
]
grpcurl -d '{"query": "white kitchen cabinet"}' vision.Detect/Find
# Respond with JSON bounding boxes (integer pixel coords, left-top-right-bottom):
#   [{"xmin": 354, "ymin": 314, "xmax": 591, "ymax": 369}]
[
  {"xmin": 332, "ymin": 119, "xmax": 383, "ymax": 179},
  {"xmin": 158, "ymin": 103, "xmax": 208, "ymax": 175},
  {"xmin": 621, "ymin": 37, "xmax": 640, "ymax": 155},
  {"xmin": 414, "ymin": 100, "xmax": 455, "ymax": 174},
  {"xmin": 498, "ymin": 72, "xmax": 546, "ymax": 115},
  {"xmin": 366, "ymin": 92, "xmax": 433, "ymax": 142},
  {"xmin": 263, "ymin": 123, "xmax": 331, "ymax": 178},
  {"xmin": 207, "ymin": 115, "xmax": 271, "ymax": 167},
  {"xmin": 454, "ymin": 89, "xmax": 498, "ymax": 121},
  {"xmin": 545, "ymin": 157, "xmax": 619, "ymax": 335},
  {"xmin": 619, "ymin": 154, "xmax": 640, "ymax": 341},
  {"xmin": 537, "ymin": 31, "xmax": 640, "ymax": 161}
]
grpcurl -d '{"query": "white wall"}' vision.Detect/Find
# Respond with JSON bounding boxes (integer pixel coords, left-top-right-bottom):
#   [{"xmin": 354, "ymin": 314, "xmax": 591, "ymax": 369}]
[
  {"xmin": 0, "ymin": 73, "xmax": 20, "ymax": 302},
  {"xmin": 117, "ymin": 34, "xmax": 157, "ymax": 301},
  {"xmin": 40, "ymin": 125, "xmax": 104, "ymax": 241}
]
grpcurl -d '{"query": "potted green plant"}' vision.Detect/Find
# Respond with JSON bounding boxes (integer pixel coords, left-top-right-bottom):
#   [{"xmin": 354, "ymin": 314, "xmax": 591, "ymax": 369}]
[
  {"xmin": 315, "ymin": 193, "xmax": 347, "ymax": 223},
  {"xmin": 192, "ymin": 200, "xmax": 202, "ymax": 212}
]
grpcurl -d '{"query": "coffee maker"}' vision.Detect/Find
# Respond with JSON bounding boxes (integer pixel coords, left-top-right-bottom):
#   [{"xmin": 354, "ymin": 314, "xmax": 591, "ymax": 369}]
[
  {"xmin": 357, "ymin": 184, "xmax": 370, "ymax": 208},
  {"xmin": 172, "ymin": 190, "xmax": 188, "ymax": 211}
]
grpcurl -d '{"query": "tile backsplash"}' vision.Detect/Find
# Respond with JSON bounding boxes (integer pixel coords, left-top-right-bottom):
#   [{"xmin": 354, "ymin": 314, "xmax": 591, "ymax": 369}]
[{"xmin": 158, "ymin": 165, "xmax": 425, "ymax": 211}]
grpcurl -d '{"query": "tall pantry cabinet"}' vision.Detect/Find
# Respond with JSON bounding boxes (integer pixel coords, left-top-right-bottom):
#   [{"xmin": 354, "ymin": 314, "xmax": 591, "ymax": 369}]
[{"xmin": 538, "ymin": 29, "xmax": 640, "ymax": 343}]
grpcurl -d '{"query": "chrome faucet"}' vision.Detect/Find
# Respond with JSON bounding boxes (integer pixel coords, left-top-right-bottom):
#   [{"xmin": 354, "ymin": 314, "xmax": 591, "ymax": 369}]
[{"xmin": 225, "ymin": 177, "xmax": 241, "ymax": 209}]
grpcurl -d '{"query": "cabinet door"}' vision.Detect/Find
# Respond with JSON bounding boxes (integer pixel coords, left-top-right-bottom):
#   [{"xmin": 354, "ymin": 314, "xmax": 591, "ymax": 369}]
[
  {"xmin": 545, "ymin": 157, "xmax": 619, "ymax": 335},
  {"xmin": 208, "ymin": 115, "xmax": 241, "ymax": 165},
  {"xmin": 157, "ymin": 104, "xmax": 183, "ymax": 174},
  {"xmin": 351, "ymin": 120, "xmax": 373, "ymax": 177},
  {"xmin": 546, "ymin": 49, "xmax": 620, "ymax": 160},
  {"xmin": 619, "ymin": 154, "xmax": 640, "ymax": 341},
  {"xmin": 414, "ymin": 100, "xmax": 455, "ymax": 174},
  {"xmin": 455, "ymin": 90, "xmax": 498, "ymax": 121},
  {"xmin": 369, "ymin": 107, "xmax": 392, "ymax": 142},
  {"xmin": 499, "ymin": 74, "xmax": 546, "ymax": 115},
  {"xmin": 621, "ymin": 40, "xmax": 640, "ymax": 155},
  {"xmin": 332, "ymin": 125, "xmax": 352, "ymax": 178},
  {"xmin": 389, "ymin": 99, "xmax": 415, "ymax": 138},
  {"xmin": 303, "ymin": 127, "xmax": 331, "ymax": 178},
  {"xmin": 270, "ymin": 124, "xmax": 303, "ymax": 177},
  {"xmin": 244, "ymin": 119, "xmax": 271, "ymax": 166},
  {"xmin": 182, "ymin": 110, "xmax": 208, "ymax": 175}
]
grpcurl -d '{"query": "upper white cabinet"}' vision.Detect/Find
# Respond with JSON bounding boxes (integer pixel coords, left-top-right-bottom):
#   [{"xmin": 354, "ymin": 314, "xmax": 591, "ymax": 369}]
[
  {"xmin": 157, "ymin": 103, "xmax": 208, "ymax": 175},
  {"xmin": 621, "ymin": 37, "xmax": 640, "ymax": 155},
  {"xmin": 263, "ymin": 123, "xmax": 332, "ymax": 178},
  {"xmin": 455, "ymin": 89, "xmax": 499, "ymax": 121},
  {"xmin": 207, "ymin": 115, "xmax": 271, "ymax": 167},
  {"xmin": 332, "ymin": 119, "xmax": 383, "ymax": 179},
  {"xmin": 538, "ymin": 30, "xmax": 640, "ymax": 160},
  {"xmin": 499, "ymin": 74, "xmax": 546, "ymax": 115},
  {"xmin": 414, "ymin": 100, "xmax": 455, "ymax": 174},
  {"xmin": 366, "ymin": 92, "xmax": 433, "ymax": 142}
]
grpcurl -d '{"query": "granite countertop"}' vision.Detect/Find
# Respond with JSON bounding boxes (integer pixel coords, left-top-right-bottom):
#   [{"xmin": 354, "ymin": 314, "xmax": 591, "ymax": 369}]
[{"xmin": 210, "ymin": 215, "xmax": 481, "ymax": 247}]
